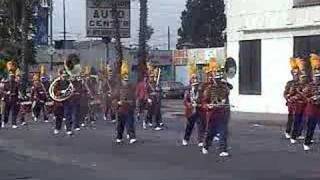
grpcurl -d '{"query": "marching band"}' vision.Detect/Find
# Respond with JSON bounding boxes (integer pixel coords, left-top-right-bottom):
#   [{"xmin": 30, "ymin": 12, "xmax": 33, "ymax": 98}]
[{"xmin": 3, "ymin": 52, "xmax": 320, "ymax": 157}]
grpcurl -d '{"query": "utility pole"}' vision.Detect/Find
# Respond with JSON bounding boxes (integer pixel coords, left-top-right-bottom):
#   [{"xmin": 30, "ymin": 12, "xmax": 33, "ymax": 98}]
[
  {"xmin": 50, "ymin": 0, "xmax": 54, "ymax": 71},
  {"xmin": 63, "ymin": 0, "xmax": 66, "ymax": 49},
  {"xmin": 168, "ymin": 26, "xmax": 171, "ymax": 50}
]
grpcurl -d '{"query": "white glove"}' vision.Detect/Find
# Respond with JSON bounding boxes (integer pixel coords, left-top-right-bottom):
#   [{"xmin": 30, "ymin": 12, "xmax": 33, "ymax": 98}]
[
  {"xmin": 118, "ymin": 101, "xmax": 122, "ymax": 105},
  {"xmin": 147, "ymin": 98, "xmax": 152, "ymax": 103}
]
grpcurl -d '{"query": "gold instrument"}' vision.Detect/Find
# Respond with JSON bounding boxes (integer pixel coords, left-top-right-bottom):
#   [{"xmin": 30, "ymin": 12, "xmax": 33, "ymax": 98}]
[{"xmin": 49, "ymin": 54, "xmax": 81, "ymax": 102}]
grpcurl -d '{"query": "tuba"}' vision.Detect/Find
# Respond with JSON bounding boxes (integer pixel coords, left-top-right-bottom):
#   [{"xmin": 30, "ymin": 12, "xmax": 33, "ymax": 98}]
[{"xmin": 49, "ymin": 54, "xmax": 82, "ymax": 102}]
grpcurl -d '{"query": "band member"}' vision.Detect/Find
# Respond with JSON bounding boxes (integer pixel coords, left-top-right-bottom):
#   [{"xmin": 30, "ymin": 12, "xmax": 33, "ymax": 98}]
[
  {"xmin": 102, "ymin": 64, "xmax": 116, "ymax": 123},
  {"xmin": 182, "ymin": 61, "xmax": 206, "ymax": 147},
  {"xmin": 52, "ymin": 69, "xmax": 68, "ymax": 134},
  {"xmin": 2, "ymin": 61, "xmax": 20, "ymax": 129},
  {"xmin": 283, "ymin": 58, "xmax": 300, "ymax": 139},
  {"xmin": 289, "ymin": 58, "xmax": 309, "ymax": 144},
  {"xmin": 86, "ymin": 66, "xmax": 99, "ymax": 124},
  {"xmin": 31, "ymin": 72, "xmax": 49, "ymax": 122},
  {"xmin": 146, "ymin": 65, "xmax": 163, "ymax": 131},
  {"xmin": 202, "ymin": 59, "xmax": 232, "ymax": 157},
  {"xmin": 114, "ymin": 61, "xmax": 137, "ymax": 144},
  {"xmin": 303, "ymin": 54, "xmax": 320, "ymax": 151},
  {"xmin": 135, "ymin": 75, "xmax": 149, "ymax": 127}
]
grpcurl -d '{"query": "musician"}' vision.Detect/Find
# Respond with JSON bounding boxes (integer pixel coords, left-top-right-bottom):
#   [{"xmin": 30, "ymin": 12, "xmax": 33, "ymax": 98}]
[
  {"xmin": 102, "ymin": 64, "xmax": 116, "ymax": 123},
  {"xmin": 182, "ymin": 71, "xmax": 206, "ymax": 147},
  {"xmin": 202, "ymin": 60, "xmax": 232, "ymax": 157},
  {"xmin": 3, "ymin": 70, "xmax": 20, "ymax": 129},
  {"xmin": 283, "ymin": 58, "xmax": 300, "ymax": 139},
  {"xmin": 86, "ymin": 67, "xmax": 99, "ymax": 124},
  {"xmin": 52, "ymin": 69, "xmax": 68, "ymax": 135},
  {"xmin": 114, "ymin": 61, "xmax": 137, "ymax": 144},
  {"xmin": 289, "ymin": 61, "xmax": 309, "ymax": 144},
  {"xmin": 303, "ymin": 54, "xmax": 320, "ymax": 151},
  {"xmin": 135, "ymin": 75, "xmax": 149, "ymax": 128},
  {"xmin": 146, "ymin": 68, "xmax": 163, "ymax": 131},
  {"xmin": 31, "ymin": 72, "xmax": 49, "ymax": 122}
]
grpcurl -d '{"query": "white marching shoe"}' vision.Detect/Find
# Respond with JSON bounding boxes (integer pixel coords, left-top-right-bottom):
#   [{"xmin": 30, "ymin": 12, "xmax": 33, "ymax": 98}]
[
  {"xmin": 297, "ymin": 136, "xmax": 305, "ymax": 140},
  {"xmin": 12, "ymin": 125, "xmax": 18, "ymax": 129},
  {"xmin": 54, "ymin": 129, "xmax": 60, "ymax": 135},
  {"xmin": 198, "ymin": 142, "xmax": 204, "ymax": 147},
  {"xmin": 116, "ymin": 139, "xmax": 122, "ymax": 143},
  {"xmin": 303, "ymin": 144, "xmax": 311, "ymax": 151},
  {"xmin": 201, "ymin": 148, "xmax": 208, "ymax": 155},
  {"xmin": 182, "ymin": 139, "xmax": 188, "ymax": 146},
  {"xmin": 213, "ymin": 136, "xmax": 220, "ymax": 142},
  {"xmin": 290, "ymin": 139, "xmax": 297, "ymax": 144},
  {"xmin": 284, "ymin": 133, "xmax": 291, "ymax": 139},
  {"xmin": 1, "ymin": 121, "xmax": 5, "ymax": 128},
  {"xmin": 66, "ymin": 131, "xmax": 73, "ymax": 135},
  {"xmin": 129, "ymin": 139, "xmax": 137, "ymax": 144},
  {"xmin": 126, "ymin": 134, "xmax": 130, "ymax": 139},
  {"xmin": 81, "ymin": 123, "xmax": 85, "ymax": 127},
  {"xmin": 154, "ymin": 127, "xmax": 162, "ymax": 131},
  {"xmin": 143, "ymin": 122, "xmax": 147, "ymax": 129},
  {"xmin": 75, "ymin": 128, "xmax": 81, "ymax": 131},
  {"xmin": 21, "ymin": 122, "xmax": 27, "ymax": 126},
  {"xmin": 219, "ymin": 152, "xmax": 230, "ymax": 157}
]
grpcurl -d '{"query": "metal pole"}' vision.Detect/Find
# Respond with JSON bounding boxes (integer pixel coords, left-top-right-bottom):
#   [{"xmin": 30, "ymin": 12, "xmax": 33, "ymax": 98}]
[
  {"xmin": 168, "ymin": 26, "xmax": 170, "ymax": 50},
  {"xmin": 50, "ymin": 0, "xmax": 53, "ymax": 71},
  {"xmin": 63, "ymin": 0, "xmax": 66, "ymax": 49}
]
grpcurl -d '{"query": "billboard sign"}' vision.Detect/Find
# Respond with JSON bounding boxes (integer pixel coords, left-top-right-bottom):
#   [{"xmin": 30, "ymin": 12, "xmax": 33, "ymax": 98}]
[{"xmin": 86, "ymin": 0, "xmax": 130, "ymax": 38}]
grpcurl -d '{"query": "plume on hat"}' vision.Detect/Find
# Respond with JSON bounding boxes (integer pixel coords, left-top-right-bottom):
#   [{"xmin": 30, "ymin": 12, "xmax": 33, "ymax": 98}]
[
  {"xmin": 310, "ymin": 53, "xmax": 320, "ymax": 70},
  {"xmin": 208, "ymin": 58, "xmax": 220, "ymax": 73},
  {"xmin": 290, "ymin": 58, "xmax": 299, "ymax": 70},
  {"xmin": 296, "ymin": 58, "xmax": 306, "ymax": 71},
  {"xmin": 121, "ymin": 61, "xmax": 129, "ymax": 80}
]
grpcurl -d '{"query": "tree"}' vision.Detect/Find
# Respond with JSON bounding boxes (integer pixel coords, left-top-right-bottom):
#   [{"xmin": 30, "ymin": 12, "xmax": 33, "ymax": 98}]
[
  {"xmin": 137, "ymin": 0, "xmax": 148, "ymax": 81},
  {"xmin": 111, "ymin": 0, "xmax": 124, "ymax": 84},
  {"xmin": 177, "ymin": 0, "xmax": 226, "ymax": 49},
  {"xmin": 0, "ymin": 0, "xmax": 39, "ymax": 86}
]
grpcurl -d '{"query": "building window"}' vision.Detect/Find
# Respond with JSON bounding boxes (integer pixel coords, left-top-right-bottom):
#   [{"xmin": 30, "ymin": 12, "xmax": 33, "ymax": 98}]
[
  {"xmin": 294, "ymin": 35, "xmax": 320, "ymax": 57},
  {"xmin": 293, "ymin": 0, "xmax": 320, "ymax": 8},
  {"xmin": 239, "ymin": 40, "xmax": 261, "ymax": 95}
]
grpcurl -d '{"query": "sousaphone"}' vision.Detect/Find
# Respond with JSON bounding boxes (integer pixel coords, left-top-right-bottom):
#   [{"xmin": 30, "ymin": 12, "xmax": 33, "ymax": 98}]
[{"xmin": 49, "ymin": 54, "xmax": 82, "ymax": 102}]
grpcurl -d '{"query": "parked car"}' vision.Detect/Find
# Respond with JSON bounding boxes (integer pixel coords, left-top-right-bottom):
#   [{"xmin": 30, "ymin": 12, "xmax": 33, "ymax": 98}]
[{"xmin": 160, "ymin": 81, "xmax": 187, "ymax": 99}]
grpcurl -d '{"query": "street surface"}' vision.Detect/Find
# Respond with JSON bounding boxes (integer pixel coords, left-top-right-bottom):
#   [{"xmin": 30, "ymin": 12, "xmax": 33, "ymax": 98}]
[{"xmin": 0, "ymin": 100, "xmax": 319, "ymax": 180}]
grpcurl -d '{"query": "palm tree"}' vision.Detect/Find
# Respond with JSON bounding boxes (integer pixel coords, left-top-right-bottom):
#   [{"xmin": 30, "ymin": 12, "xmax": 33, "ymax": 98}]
[{"xmin": 137, "ymin": 0, "xmax": 148, "ymax": 81}]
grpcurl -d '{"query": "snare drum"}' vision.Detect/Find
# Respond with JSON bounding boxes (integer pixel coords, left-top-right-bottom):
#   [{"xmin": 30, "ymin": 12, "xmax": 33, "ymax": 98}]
[
  {"xmin": 20, "ymin": 101, "xmax": 32, "ymax": 113},
  {"xmin": 45, "ymin": 101, "xmax": 55, "ymax": 113}
]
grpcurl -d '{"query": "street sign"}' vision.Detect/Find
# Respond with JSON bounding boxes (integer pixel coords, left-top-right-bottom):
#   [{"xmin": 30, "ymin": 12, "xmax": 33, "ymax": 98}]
[{"xmin": 86, "ymin": 0, "xmax": 130, "ymax": 38}]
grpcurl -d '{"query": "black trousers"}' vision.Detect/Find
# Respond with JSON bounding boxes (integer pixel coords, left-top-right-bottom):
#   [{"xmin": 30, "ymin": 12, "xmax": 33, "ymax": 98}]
[
  {"xmin": 3, "ymin": 100, "xmax": 19, "ymax": 125},
  {"xmin": 291, "ymin": 113, "xmax": 304, "ymax": 139},
  {"xmin": 33, "ymin": 101, "xmax": 48, "ymax": 121},
  {"xmin": 117, "ymin": 110, "xmax": 136, "ymax": 140},
  {"xmin": 204, "ymin": 111, "xmax": 229, "ymax": 152},
  {"xmin": 105, "ymin": 99, "xmax": 116, "ymax": 121},
  {"xmin": 285, "ymin": 112, "xmax": 294, "ymax": 134},
  {"xmin": 184, "ymin": 111, "xmax": 206, "ymax": 142},
  {"xmin": 305, "ymin": 116, "xmax": 320, "ymax": 145},
  {"xmin": 54, "ymin": 105, "xmax": 64, "ymax": 130},
  {"xmin": 146, "ymin": 101, "xmax": 162, "ymax": 127}
]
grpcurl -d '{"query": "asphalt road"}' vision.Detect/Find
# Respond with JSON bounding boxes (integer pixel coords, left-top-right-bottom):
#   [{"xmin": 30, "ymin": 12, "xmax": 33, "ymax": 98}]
[{"xmin": 0, "ymin": 100, "xmax": 319, "ymax": 180}]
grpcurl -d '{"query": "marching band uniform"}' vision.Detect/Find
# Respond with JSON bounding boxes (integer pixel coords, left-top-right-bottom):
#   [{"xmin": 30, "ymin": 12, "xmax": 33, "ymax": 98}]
[
  {"xmin": 202, "ymin": 59, "xmax": 232, "ymax": 157},
  {"xmin": 102, "ymin": 64, "xmax": 116, "ymax": 123},
  {"xmin": 135, "ymin": 75, "xmax": 149, "ymax": 126},
  {"xmin": 52, "ymin": 70, "xmax": 68, "ymax": 134},
  {"xmin": 182, "ymin": 62, "xmax": 206, "ymax": 146},
  {"xmin": 146, "ymin": 74, "xmax": 163, "ymax": 131},
  {"xmin": 2, "ymin": 71, "xmax": 20, "ymax": 128},
  {"xmin": 303, "ymin": 54, "xmax": 320, "ymax": 151},
  {"xmin": 31, "ymin": 73, "xmax": 49, "ymax": 122},
  {"xmin": 114, "ymin": 61, "xmax": 137, "ymax": 144},
  {"xmin": 283, "ymin": 59, "xmax": 300, "ymax": 139},
  {"xmin": 66, "ymin": 76, "xmax": 83, "ymax": 131},
  {"xmin": 289, "ymin": 59, "xmax": 309, "ymax": 144},
  {"xmin": 86, "ymin": 72, "xmax": 99, "ymax": 124}
]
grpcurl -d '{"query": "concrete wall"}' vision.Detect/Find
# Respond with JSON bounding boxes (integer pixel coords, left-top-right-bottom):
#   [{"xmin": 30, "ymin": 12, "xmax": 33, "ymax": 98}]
[{"xmin": 226, "ymin": 0, "xmax": 320, "ymax": 113}]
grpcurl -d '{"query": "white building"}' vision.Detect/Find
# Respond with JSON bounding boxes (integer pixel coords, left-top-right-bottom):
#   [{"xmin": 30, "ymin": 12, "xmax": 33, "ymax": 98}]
[{"xmin": 225, "ymin": 0, "xmax": 320, "ymax": 114}]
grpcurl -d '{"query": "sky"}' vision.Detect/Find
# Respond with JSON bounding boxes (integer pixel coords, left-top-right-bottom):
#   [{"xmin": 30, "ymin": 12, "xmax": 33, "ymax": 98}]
[{"xmin": 52, "ymin": 0, "xmax": 186, "ymax": 50}]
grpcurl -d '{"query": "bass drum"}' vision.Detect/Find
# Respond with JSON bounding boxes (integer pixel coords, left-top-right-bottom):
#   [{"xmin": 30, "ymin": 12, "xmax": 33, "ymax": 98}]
[
  {"xmin": 45, "ymin": 101, "xmax": 55, "ymax": 114},
  {"xmin": 20, "ymin": 101, "xmax": 32, "ymax": 114}
]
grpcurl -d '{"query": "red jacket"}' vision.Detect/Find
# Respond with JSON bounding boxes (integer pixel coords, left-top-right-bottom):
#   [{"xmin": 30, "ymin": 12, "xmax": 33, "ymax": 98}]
[{"xmin": 303, "ymin": 83, "xmax": 320, "ymax": 117}]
